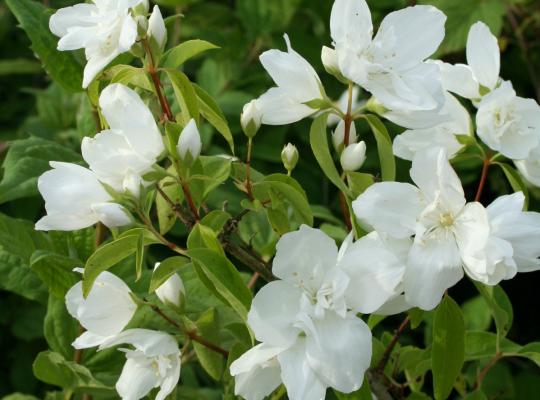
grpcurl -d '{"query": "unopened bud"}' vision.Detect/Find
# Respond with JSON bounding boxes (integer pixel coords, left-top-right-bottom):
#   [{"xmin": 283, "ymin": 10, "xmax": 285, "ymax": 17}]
[
  {"xmin": 333, "ymin": 120, "xmax": 357, "ymax": 153},
  {"xmin": 341, "ymin": 141, "xmax": 366, "ymax": 172},
  {"xmin": 177, "ymin": 119, "xmax": 202, "ymax": 167},
  {"xmin": 241, "ymin": 100, "xmax": 262, "ymax": 138},
  {"xmin": 322, "ymin": 46, "xmax": 347, "ymax": 84},
  {"xmin": 147, "ymin": 5, "xmax": 167, "ymax": 50},
  {"xmin": 281, "ymin": 143, "xmax": 299, "ymax": 172},
  {"xmin": 154, "ymin": 263, "xmax": 186, "ymax": 309}
]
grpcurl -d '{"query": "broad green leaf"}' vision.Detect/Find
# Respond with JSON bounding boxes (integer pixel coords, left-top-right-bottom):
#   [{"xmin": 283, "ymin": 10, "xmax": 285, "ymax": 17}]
[
  {"xmin": 191, "ymin": 309, "xmax": 225, "ymax": 380},
  {"xmin": 187, "ymin": 223, "xmax": 224, "ymax": 254},
  {"xmin": 189, "ymin": 156, "xmax": 232, "ymax": 206},
  {"xmin": 188, "ymin": 248, "xmax": 252, "ymax": 320},
  {"xmin": 33, "ymin": 351, "xmax": 112, "ymax": 394},
  {"xmin": 30, "ymin": 251, "xmax": 79, "ymax": 299},
  {"xmin": 108, "ymin": 64, "xmax": 153, "ymax": 91},
  {"xmin": 474, "ymin": 282, "xmax": 513, "ymax": 346},
  {"xmin": 465, "ymin": 331, "xmax": 519, "ymax": 361},
  {"xmin": 463, "ymin": 295, "xmax": 492, "ymax": 331},
  {"xmin": 363, "ymin": 114, "xmax": 396, "ymax": 182},
  {"xmin": 165, "ymin": 68, "xmax": 200, "ymax": 125},
  {"xmin": 0, "ymin": 137, "xmax": 81, "ymax": 204},
  {"xmin": 82, "ymin": 228, "xmax": 159, "ymax": 297},
  {"xmin": 494, "ymin": 162, "xmax": 529, "ymax": 210},
  {"xmin": 43, "ymin": 295, "xmax": 78, "ymax": 361},
  {"xmin": 516, "ymin": 342, "xmax": 540, "ymax": 367},
  {"xmin": 5, "ymin": 0, "xmax": 83, "ymax": 91},
  {"xmin": 193, "ymin": 83, "xmax": 234, "ymax": 153},
  {"xmin": 310, "ymin": 114, "xmax": 351, "ymax": 197},
  {"xmin": 150, "ymin": 256, "xmax": 190, "ymax": 293},
  {"xmin": 432, "ymin": 295, "xmax": 465, "ymax": 400},
  {"xmin": 347, "ymin": 172, "xmax": 375, "ymax": 198},
  {"xmin": 162, "ymin": 39, "xmax": 219, "ymax": 68}
]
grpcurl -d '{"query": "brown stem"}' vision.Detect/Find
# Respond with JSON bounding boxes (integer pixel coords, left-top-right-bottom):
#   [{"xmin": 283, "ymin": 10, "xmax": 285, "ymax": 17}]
[
  {"xmin": 376, "ymin": 316, "xmax": 411, "ymax": 374},
  {"xmin": 507, "ymin": 7, "xmax": 540, "ymax": 102},
  {"xmin": 474, "ymin": 351, "xmax": 503, "ymax": 390},
  {"xmin": 245, "ymin": 138, "xmax": 254, "ymax": 200},
  {"xmin": 338, "ymin": 191, "xmax": 353, "ymax": 232},
  {"xmin": 150, "ymin": 304, "xmax": 229, "ymax": 357},
  {"xmin": 181, "ymin": 181, "xmax": 200, "ymax": 221},
  {"xmin": 136, "ymin": 209, "xmax": 188, "ymax": 255},
  {"xmin": 143, "ymin": 38, "xmax": 175, "ymax": 122},
  {"xmin": 343, "ymin": 82, "xmax": 354, "ymax": 147},
  {"xmin": 247, "ymin": 272, "xmax": 260, "ymax": 289},
  {"xmin": 475, "ymin": 155, "xmax": 491, "ymax": 203},
  {"xmin": 156, "ymin": 184, "xmax": 193, "ymax": 227}
]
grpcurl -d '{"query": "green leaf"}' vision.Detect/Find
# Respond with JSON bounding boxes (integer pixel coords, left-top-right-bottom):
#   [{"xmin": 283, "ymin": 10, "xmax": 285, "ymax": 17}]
[
  {"xmin": 189, "ymin": 155, "xmax": 232, "ymax": 206},
  {"xmin": 135, "ymin": 229, "xmax": 145, "ymax": 281},
  {"xmin": 432, "ymin": 295, "xmax": 465, "ymax": 400},
  {"xmin": 465, "ymin": 331, "xmax": 519, "ymax": 361},
  {"xmin": 30, "ymin": 251, "xmax": 79, "ymax": 299},
  {"xmin": 33, "ymin": 351, "xmax": 112, "ymax": 393},
  {"xmin": 165, "ymin": 68, "xmax": 200, "ymax": 125},
  {"xmin": 188, "ymin": 223, "xmax": 224, "ymax": 254},
  {"xmin": 43, "ymin": 295, "xmax": 79, "ymax": 360},
  {"xmin": 193, "ymin": 83, "xmax": 234, "ymax": 153},
  {"xmin": 156, "ymin": 173, "xmax": 184, "ymax": 235},
  {"xmin": 347, "ymin": 172, "xmax": 375, "ymax": 198},
  {"xmin": 494, "ymin": 162, "xmax": 529, "ymax": 210},
  {"xmin": 82, "ymin": 228, "xmax": 159, "ymax": 297},
  {"xmin": 162, "ymin": 39, "xmax": 219, "ymax": 68},
  {"xmin": 473, "ymin": 282, "xmax": 513, "ymax": 346},
  {"xmin": 309, "ymin": 114, "xmax": 351, "ymax": 197},
  {"xmin": 191, "ymin": 309, "xmax": 225, "ymax": 380},
  {"xmin": 0, "ymin": 137, "xmax": 81, "ymax": 204},
  {"xmin": 150, "ymin": 256, "xmax": 190, "ymax": 293},
  {"xmin": 5, "ymin": 0, "xmax": 83, "ymax": 91},
  {"xmin": 463, "ymin": 295, "xmax": 492, "ymax": 331},
  {"xmin": 188, "ymin": 248, "xmax": 252, "ymax": 320},
  {"xmin": 108, "ymin": 64, "xmax": 153, "ymax": 91},
  {"xmin": 0, "ymin": 58, "xmax": 42, "ymax": 75},
  {"xmin": 363, "ymin": 114, "xmax": 396, "ymax": 182}
]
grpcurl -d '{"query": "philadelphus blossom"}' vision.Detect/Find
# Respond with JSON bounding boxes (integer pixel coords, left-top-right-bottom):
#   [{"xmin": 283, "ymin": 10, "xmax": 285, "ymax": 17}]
[
  {"xmin": 99, "ymin": 329, "xmax": 181, "ymax": 400},
  {"xmin": 230, "ymin": 226, "xmax": 406, "ymax": 400},
  {"xmin": 353, "ymin": 148, "xmax": 491, "ymax": 310},
  {"xmin": 341, "ymin": 141, "xmax": 366, "ymax": 172},
  {"xmin": 281, "ymin": 143, "xmax": 299, "ymax": 172},
  {"xmin": 177, "ymin": 119, "xmax": 202, "ymax": 166},
  {"xmin": 393, "ymin": 93, "xmax": 472, "ymax": 161},
  {"xmin": 330, "ymin": 0, "xmax": 446, "ymax": 112},
  {"xmin": 147, "ymin": 5, "xmax": 167, "ymax": 50},
  {"xmin": 241, "ymin": 99, "xmax": 263, "ymax": 138},
  {"xmin": 66, "ymin": 269, "xmax": 137, "ymax": 349},
  {"xmin": 82, "ymin": 83, "xmax": 165, "ymax": 194},
  {"xmin": 153, "ymin": 263, "xmax": 185, "ymax": 308},
  {"xmin": 49, "ymin": 0, "xmax": 144, "ymax": 88},
  {"xmin": 35, "ymin": 162, "xmax": 131, "ymax": 231},
  {"xmin": 256, "ymin": 35, "xmax": 325, "ymax": 125},
  {"xmin": 516, "ymin": 146, "xmax": 540, "ymax": 187}
]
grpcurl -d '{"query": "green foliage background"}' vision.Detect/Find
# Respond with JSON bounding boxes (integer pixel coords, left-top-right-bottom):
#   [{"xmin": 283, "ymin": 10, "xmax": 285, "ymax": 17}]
[{"xmin": 0, "ymin": 0, "xmax": 540, "ymax": 398}]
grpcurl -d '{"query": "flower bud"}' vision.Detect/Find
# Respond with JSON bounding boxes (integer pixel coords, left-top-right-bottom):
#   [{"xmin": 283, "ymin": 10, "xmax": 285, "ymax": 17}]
[
  {"xmin": 341, "ymin": 141, "xmax": 367, "ymax": 172},
  {"xmin": 332, "ymin": 120, "xmax": 357, "ymax": 153},
  {"xmin": 321, "ymin": 46, "xmax": 347, "ymax": 84},
  {"xmin": 154, "ymin": 263, "xmax": 186, "ymax": 309},
  {"xmin": 177, "ymin": 119, "xmax": 202, "ymax": 167},
  {"xmin": 147, "ymin": 5, "xmax": 167, "ymax": 50},
  {"xmin": 241, "ymin": 100, "xmax": 263, "ymax": 138},
  {"xmin": 281, "ymin": 143, "xmax": 299, "ymax": 172}
]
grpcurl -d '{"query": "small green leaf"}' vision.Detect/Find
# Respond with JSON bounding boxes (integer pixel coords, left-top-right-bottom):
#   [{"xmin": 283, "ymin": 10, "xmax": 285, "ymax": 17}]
[
  {"xmin": 191, "ymin": 309, "xmax": 225, "ymax": 380},
  {"xmin": 494, "ymin": 162, "xmax": 529, "ymax": 210},
  {"xmin": 346, "ymin": 172, "xmax": 375, "ymax": 198},
  {"xmin": 150, "ymin": 256, "xmax": 190, "ymax": 293},
  {"xmin": 162, "ymin": 39, "xmax": 219, "ymax": 68},
  {"xmin": 135, "ymin": 229, "xmax": 145, "ymax": 281},
  {"xmin": 82, "ymin": 228, "xmax": 159, "ymax": 297},
  {"xmin": 5, "ymin": 0, "xmax": 83, "ymax": 91},
  {"xmin": 363, "ymin": 114, "xmax": 396, "ymax": 182},
  {"xmin": 30, "ymin": 251, "xmax": 79, "ymax": 299},
  {"xmin": 473, "ymin": 282, "xmax": 513, "ymax": 346},
  {"xmin": 432, "ymin": 295, "xmax": 465, "ymax": 400},
  {"xmin": 310, "ymin": 114, "xmax": 352, "ymax": 197},
  {"xmin": 165, "ymin": 68, "xmax": 200, "ymax": 125},
  {"xmin": 188, "ymin": 248, "xmax": 252, "ymax": 320},
  {"xmin": 108, "ymin": 64, "xmax": 153, "ymax": 91},
  {"xmin": 187, "ymin": 223, "xmax": 224, "ymax": 254}
]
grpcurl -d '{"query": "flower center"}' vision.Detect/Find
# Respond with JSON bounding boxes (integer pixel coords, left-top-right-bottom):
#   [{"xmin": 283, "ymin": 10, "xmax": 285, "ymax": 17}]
[{"xmin": 439, "ymin": 212, "xmax": 455, "ymax": 228}]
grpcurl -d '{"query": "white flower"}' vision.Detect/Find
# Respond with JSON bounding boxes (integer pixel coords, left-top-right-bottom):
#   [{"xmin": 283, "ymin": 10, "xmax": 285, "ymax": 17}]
[
  {"xmin": 153, "ymin": 263, "xmax": 185, "ymax": 308},
  {"xmin": 438, "ymin": 21, "xmax": 500, "ymax": 99},
  {"xmin": 230, "ymin": 225, "xmax": 405, "ymax": 400},
  {"xmin": 82, "ymin": 84, "xmax": 165, "ymax": 192},
  {"xmin": 147, "ymin": 5, "xmax": 167, "ymax": 50},
  {"xmin": 49, "ymin": 0, "xmax": 143, "ymax": 88},
  {"xmin": 257, "ymin": 35, "xmax": 325, "ymax": 125},
  {"xmin": 516, "ymin": 146, "xmax": 540, "ymax": 187},
  {"xmin": 330, "ymin": 0, "xmax": 446, "ymax": 111},
  {"xmin": 465, "ymin": 192, "xmax": 540, "ymax": 284},
  {"xmin": 327, "ymin": 87, "xmax": 361, "ymax": 126},
  {"xmin": 281, "ymin": 143, "xmax": 299, "ymax": 171},
  {"xmin": 353, "ymin": 148, "xmax": 490, "ymax": 310},
  {"xmin": 99, "ymin": 329, "xmax": 181, "ymax": 400},
  {"xmin": 35, "ymin": 162, "xmax": 131, "ymax": 231},
  {"xmin": 65, "ymin": 270, "xmax": 137, "ymax": 349},
  {"xmin": 476, "ymin": 81, "xmax": 540, "ymax": 160},
  {"xmin": 341, "ymin": 141, "xmax": 366, "ymax": 171},
  {"xmin": 177, "ymin": 119, "xmax": 202, "ymax": 165},
  {"xmin": 393, "ymin": 93, "xmax": 472, "ymax": 161},
  {"xmin": 241, "ymin": 99, "xmax": 263, "ymax": 138}
]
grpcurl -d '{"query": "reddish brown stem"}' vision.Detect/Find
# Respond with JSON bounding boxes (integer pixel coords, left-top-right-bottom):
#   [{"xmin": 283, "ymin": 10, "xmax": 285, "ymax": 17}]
[
  {"xmin": 475, "ymin": 155, "xmax": 491, "ymax": 203},
  {"xmin": 376, "ymin": 316, "xmax": 411, "ymax": 374},
  {"xmin": 247, "ymin": 272, "xmax": 260, "ymax": 290},
  {"xmin": 338, "ymin": 191, "xmax": 353, "ymax": 232},
  {"xmin": 150, "ymin": 304, "xmax": 228, "ymax": 357},
  {"xmin": 474, "ymin": 352, "xmax": 503, "ymax": 390},
  {"xmin": 181, "ymin": 181, "xmax": 200, "ymax": 221},
  {"xmin": 343, "ymin": 82, "xmax": 354, "ymax": 147}
]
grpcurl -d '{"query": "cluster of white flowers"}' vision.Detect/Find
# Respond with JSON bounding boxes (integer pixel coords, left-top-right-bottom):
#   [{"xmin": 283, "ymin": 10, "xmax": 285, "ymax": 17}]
[
  {"xmin": 66, "ymin": 267, "xmax": 184, "ymax": 399},
  {"xmin": 40, "ymin": 0, "xmax": 540, "ymax": 399}
]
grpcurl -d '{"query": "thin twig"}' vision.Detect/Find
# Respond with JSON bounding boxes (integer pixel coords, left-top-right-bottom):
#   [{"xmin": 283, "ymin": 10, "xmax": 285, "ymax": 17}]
[
  {"xmin": 155, "ymin": 184, "xmax": 193, "ymax": 227},
  {"xmin": 181, "ymin": 181, "xmax": 200, "ymax": 221},
  {"xmin": 475, "ymin": 155, "xmax": 491, "ymax": 203},
  {"xmin": 474, "ymin": 351, "xmax": 503, "ymax": 390},
  {"xmin": 376, "ymin": 316, "xmax": 411, "ymax": 374},
  {"xmin": 136, "ymin": 209, "xmax": 188, "ymax": 255}
]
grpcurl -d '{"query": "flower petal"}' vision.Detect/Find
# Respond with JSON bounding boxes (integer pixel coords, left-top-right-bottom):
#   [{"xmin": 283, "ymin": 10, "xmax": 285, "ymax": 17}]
[
  {"xmin": 257, "ymin": 87, "xmax": 315, "ymax": 125},
  {"xmin": 330, "ymin": 0, "xmax": 372, "ymax": 53},
  {"xmin": 467, "ymin": 22, "xmax": 500, "ymax": 90},
  {"xmin": 116, "ymin": 357, "xmax": 160, "ymax": 400}
]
